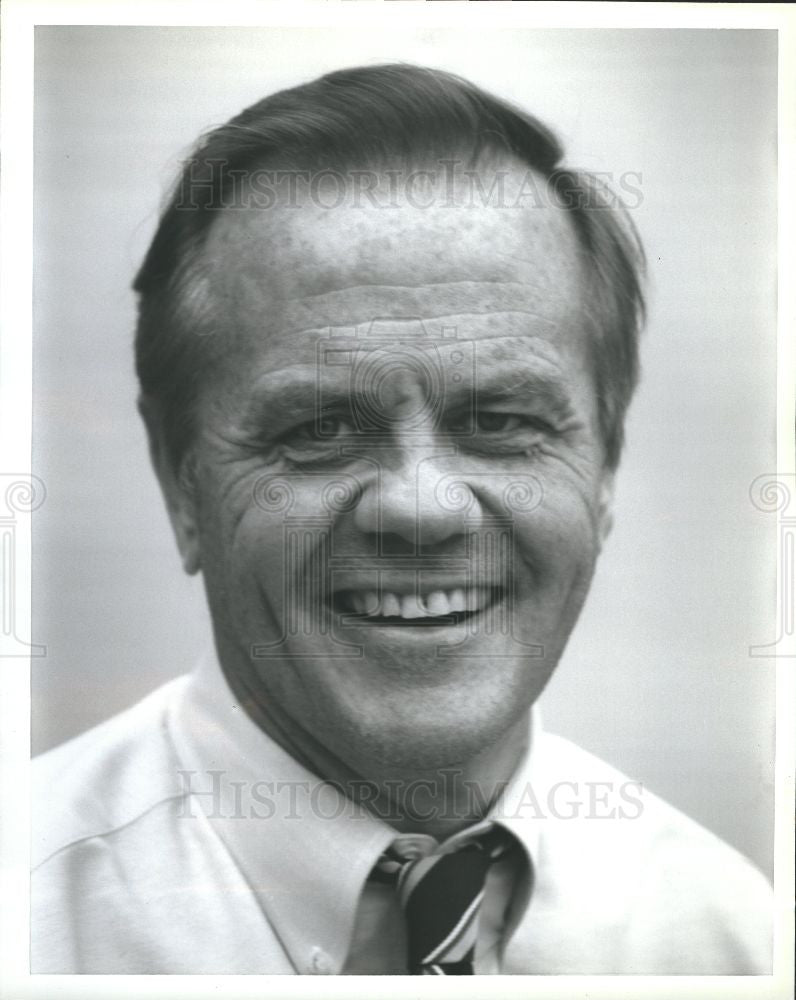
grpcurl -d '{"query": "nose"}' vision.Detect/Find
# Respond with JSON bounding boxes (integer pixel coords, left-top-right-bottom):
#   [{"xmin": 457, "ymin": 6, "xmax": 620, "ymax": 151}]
[{"xmin": 353, "ymin": 445, "xmax": 480, "ymax": 548}]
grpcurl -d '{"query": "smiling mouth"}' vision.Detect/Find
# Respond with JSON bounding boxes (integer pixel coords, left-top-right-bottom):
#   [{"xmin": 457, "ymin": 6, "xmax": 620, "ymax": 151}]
[{"xmin": 332, "ymin": 586, "xmax": 500, "ymax": 627}]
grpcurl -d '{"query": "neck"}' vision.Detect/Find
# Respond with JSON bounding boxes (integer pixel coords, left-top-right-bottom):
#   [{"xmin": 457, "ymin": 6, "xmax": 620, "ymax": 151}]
[
  {"xmin": 226, "ymin": 667, "xmax": 530, "ymax": 841},
  {"xmin": 354, "ymin": 720, "xmax": 530, "ymax": 839}
]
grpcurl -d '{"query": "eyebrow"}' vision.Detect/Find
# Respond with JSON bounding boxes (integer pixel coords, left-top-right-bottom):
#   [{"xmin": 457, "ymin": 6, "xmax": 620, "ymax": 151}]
[
  {"xmin": 240, "ymin": 363, "xmax": 577, "ymax": 431},
  {"xmin": 470, "ymin": 370, "xmax": 575, "ymax": 417},
  {"xmin": 238, "ymin": 371, "xmax": 347, "ymax": 433}
]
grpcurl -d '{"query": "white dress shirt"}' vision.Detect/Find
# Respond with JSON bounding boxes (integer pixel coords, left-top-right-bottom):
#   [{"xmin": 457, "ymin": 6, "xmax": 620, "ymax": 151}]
[{"xmin": 31, "ymin": 654, "xmax": 773, "ymax": 974}]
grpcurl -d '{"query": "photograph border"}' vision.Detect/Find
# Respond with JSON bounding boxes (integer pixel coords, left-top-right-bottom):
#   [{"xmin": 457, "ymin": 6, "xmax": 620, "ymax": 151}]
[{"xmin": 1, "ymin": 2, "xmax": 793, "ymax": 998}]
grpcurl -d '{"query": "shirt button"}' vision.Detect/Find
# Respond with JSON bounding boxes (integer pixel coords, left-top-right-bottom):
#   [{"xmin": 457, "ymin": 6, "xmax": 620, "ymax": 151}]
[{"xmin": 309, "ymin": 947, "xmax": 332, "ymax": 974}]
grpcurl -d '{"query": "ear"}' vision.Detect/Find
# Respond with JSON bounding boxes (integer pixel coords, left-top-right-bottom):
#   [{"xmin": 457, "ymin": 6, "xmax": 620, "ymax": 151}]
[
  {"xmin": 596, "ymin": 469, "xmax": 615, "ymax": 550},
  {"xmin": 138, "ymin": 396, "xmax": 201, "ymax": 576}
]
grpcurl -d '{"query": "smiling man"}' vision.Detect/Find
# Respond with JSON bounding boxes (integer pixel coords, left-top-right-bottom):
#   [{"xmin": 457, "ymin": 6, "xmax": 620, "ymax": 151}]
[{"xmin": 31, "ymin": 64, "xmax": 772, "ymax": 975}]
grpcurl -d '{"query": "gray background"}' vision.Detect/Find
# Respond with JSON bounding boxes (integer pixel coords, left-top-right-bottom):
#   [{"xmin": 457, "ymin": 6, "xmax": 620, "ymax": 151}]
[{"xmin": 32, "ymin": 27, "xmax": 777, "ymax": 878}]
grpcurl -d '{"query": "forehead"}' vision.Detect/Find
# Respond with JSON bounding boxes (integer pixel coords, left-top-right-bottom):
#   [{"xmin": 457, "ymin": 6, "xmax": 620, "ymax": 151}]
[{"xmin": 197, "ymin": 168, "xmax": 589, "ymax": 385}]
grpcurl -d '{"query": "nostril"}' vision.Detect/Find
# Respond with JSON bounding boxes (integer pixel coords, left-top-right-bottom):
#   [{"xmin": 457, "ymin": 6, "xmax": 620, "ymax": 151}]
[{"xmin": 378, "ymin": 532, "xmax": 421, "ymax": 557}]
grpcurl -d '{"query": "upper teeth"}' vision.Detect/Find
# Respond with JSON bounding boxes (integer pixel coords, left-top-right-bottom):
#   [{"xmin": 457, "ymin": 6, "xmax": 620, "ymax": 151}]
[{"xmin": 345, "ymin": 587, "xmax": 491, "ymax": 619}]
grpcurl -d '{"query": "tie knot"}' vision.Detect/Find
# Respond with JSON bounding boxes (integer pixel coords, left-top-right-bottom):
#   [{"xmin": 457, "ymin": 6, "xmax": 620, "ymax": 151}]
[{"xmin": 373, "ymin": 823, "xmax": 511, "ymax": 882}]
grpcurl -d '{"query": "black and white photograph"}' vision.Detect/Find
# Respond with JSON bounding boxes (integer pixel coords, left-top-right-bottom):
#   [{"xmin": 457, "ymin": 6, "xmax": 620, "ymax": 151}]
[{"xmin": 0, "ymin": 2, "xmax": 793, "ymax": 995}]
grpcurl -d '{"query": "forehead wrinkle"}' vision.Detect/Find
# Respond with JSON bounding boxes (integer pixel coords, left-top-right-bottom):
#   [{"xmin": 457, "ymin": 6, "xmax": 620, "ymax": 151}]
[
  {"xmin": 273, "ymin": 275, "xmax": 576, "ymax": 328},
  {"xmin": 287, "ymin": 278, "xmax": 536, "ymax": 302},
  {"xmin": 272, "ymin": 311, "xmax": 560, "ymax": 343},
  {"xmin": 218, "ymin": 325, "xmax": 577, "ymax": 410},
  {"xmin": 238, "ymin": 331, "xmax": 561, "ymax": 386}
]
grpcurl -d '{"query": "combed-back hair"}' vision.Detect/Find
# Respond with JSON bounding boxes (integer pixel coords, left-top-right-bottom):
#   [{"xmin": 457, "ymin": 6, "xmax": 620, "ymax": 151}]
[{"xmin": 134, "ymin": 63, "xmax": 645, "ymax": 471}]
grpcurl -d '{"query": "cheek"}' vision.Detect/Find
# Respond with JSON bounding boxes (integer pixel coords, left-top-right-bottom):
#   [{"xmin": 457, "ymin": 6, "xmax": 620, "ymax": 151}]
[
  {"xmin": 511, "ymin": 483, "xmax": 603, "ymax": 586},
  {"xmin": 197, "ymin": 480, "xmax": 286, "ymax": 612},
  {"xmin": 231, "ymin": 513, "xmax": 286, "ymax": 590}
]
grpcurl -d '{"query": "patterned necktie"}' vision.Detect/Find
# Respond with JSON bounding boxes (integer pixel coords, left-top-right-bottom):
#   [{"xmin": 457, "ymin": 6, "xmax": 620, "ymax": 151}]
[{"xmin": 373, "ymin": 826, "xmax": 509, "ymax": 975}]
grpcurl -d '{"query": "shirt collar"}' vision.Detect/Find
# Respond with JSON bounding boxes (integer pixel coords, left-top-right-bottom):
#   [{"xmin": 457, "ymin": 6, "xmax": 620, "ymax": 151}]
[{"xmin": 169, "ymin": 652, "xmax": 541, "ymax": 974}]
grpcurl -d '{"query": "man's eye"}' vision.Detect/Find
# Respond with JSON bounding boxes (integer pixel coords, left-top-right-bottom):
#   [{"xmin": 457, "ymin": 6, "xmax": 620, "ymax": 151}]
[
  {"xmin": 317, "ymin": 415, "xmax": 353, "ymax": 438},
  {"xmin": 473, "ymin": 411, "xmax": 523, "ymax": 433},
  {"xmin": 283, "ymin": 414, "xmax": 354, "ymax": 448}
]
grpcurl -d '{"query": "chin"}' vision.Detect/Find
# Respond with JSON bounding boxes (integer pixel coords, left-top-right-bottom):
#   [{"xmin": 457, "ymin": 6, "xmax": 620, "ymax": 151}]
[{"xmin": 335, "ymin": 697, "xmax": 527, "ymax": 776}]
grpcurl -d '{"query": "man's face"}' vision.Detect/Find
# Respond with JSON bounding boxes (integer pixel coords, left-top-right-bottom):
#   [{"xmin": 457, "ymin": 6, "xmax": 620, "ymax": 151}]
[{"xmin": 173, "ymin": 169, "xmax": 613, "ymax": 774}]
